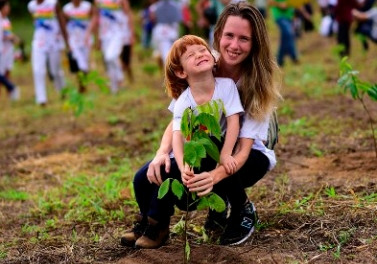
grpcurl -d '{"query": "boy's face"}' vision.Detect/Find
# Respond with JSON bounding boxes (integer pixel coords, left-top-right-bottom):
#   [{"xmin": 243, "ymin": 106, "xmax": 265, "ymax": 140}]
[{"xmin": 178, "ymin": 44, "xmax": 215, "ymax": 79}]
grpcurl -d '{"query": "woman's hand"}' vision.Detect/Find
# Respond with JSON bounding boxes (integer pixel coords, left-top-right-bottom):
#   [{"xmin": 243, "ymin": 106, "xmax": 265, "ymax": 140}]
[
  {"xmin": 220, "ymin": 154, "xmax": 238, "ymax": 175},
  {"xmin": 187, "ymin": 171, "xmax": 214, "ymax": 197},
  {"xmin": 146, "ymin": 153, "xmax": 171, "ymax": 185}
]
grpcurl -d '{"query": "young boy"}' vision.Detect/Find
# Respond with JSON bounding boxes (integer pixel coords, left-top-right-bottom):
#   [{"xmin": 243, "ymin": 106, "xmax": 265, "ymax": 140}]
[{"xmin": 121, "ymin": 35, "xmax": 244, "ymax": 249}]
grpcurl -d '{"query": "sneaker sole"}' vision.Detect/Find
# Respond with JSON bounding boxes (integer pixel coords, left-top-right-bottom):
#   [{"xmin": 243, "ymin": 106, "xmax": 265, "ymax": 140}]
[{"xmin": 228, "ymin": 225, "xmax": 255, "ymax": 246}]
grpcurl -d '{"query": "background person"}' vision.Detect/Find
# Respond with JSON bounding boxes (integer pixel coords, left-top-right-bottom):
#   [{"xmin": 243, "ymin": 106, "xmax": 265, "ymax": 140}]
[{"xmin": 28, "ymin": 0, "xmax": 69, "ymax": 106}]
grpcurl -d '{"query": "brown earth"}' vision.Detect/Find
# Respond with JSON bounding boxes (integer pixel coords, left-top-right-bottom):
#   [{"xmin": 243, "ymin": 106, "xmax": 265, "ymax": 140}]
[{"xmin": 1, "ymin": 20, "xmax": 377, "ymax": 264}]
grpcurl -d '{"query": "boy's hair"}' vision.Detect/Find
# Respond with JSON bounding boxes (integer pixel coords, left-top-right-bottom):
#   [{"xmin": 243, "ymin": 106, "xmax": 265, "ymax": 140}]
[
  {"xmin": 0, "ymin": 0, "xmax": 8, "ymax": 10},
  {"xmin": 165, "ymin": 35, "xmax": 211, "ymax": 99},
  {"xmin": 213, "ymin": 2, "xmax": 282, "ymax": 121}
]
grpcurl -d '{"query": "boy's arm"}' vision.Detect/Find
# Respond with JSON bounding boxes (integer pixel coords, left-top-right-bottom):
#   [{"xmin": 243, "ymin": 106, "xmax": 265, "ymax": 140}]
[
  {"xmin": 221, "ymin": 114, "xmax": 240, "ymax": 158},
  {"xmin": 220, "ymin": 114, "xmax": 240, "ymax": 174}
]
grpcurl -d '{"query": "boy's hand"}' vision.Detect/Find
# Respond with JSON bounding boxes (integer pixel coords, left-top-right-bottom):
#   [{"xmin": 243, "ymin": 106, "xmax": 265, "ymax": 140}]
[
  {"xmin": 220, "ymin": 154, "xmax": 238, "ymax": 175},
  {"xmin": 181, "ymin": 165, "xmax": 194, "ymax": 186}
]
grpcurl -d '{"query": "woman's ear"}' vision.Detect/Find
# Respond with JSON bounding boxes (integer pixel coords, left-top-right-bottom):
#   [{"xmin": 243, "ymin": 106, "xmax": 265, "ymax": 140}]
[{"xmin": 174, "ymin": 69, "xmax": 188, "ymax": 79}]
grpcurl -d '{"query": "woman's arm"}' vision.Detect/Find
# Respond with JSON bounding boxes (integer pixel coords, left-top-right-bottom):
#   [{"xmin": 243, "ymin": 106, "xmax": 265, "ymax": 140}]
[
  {"xmin": 187, "ymin": 137, "xmax": 254, "ymax": 196},
  {"xmin": 146, "ymin": 120, "xmax": 174, "ymax": 185}
]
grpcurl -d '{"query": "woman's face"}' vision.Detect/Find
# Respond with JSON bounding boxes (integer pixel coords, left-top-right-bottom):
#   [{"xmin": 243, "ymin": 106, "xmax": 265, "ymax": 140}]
[{"xmin": 219, "ymin": 16, "xmax": 252, "ymax": 68}]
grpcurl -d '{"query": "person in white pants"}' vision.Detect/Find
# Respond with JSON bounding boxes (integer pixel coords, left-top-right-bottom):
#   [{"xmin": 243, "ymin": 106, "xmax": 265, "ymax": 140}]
[
  {"xmin": 92, "ymin": 0, "xmax": 133, "ymax": 94},
  {"xmin": 150, "ymin": 0, "xmax": 182, "ymax": 66},
  {"xmin": 63, "ymin": 0, "xmax": 94, "ymax": 92},
  {"xmin": 28, "ymin": 0, "xmax": 70, "ymax": 106}
]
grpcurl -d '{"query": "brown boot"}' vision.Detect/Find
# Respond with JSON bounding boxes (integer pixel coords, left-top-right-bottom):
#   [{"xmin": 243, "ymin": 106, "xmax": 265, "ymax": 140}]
[
  {"xmin": 134, "ymin": 217, "xmax": 169, "ymax": 249},
  {"xmin": 120, "ymin": 214, "xmax": 147, "ymax": 247}
]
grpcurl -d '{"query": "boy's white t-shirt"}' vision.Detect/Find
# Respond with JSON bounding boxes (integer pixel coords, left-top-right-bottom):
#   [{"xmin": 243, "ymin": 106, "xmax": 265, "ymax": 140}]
[
  {"xmin": 63, "ymin": 1, "xmax": 92, "ymax": 48},
  {"xmin": 172, "ymin": 77, "xmax": 244, "ymax": 135},
  {"xmin": 168, "ymin": 78, "xmax": 277, "ymax": 170}
]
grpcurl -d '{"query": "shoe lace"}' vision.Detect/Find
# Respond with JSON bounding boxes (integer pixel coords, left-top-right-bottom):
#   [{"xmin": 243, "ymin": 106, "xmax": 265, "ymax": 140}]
[
  {"xmin": 132, "ymin": 221, "xmax": 147, "ymax": 236},
  {"xmin": 143, "ymin": 224, "xmax": 159, "ymax": 240}
]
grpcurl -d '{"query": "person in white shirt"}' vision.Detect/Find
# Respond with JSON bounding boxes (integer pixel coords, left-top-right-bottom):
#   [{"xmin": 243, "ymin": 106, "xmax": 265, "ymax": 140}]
[
  {"xmin": 91, "ymin": 0, "xmax": 133, "ymax": 94},
  {"xmin": 0, "ymin": 0, "xmax": 19, "ymax": 101},
  {"xmin": 63, "ymin": 0, "xmax": 93, "ymax": 92},
  {"xmin": 28, "ymin": 0, "xmax": 69, "ymax": 106}
]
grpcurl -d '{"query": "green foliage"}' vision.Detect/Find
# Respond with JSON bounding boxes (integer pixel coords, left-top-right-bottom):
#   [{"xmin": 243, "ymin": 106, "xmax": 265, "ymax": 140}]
[
  {"xmin": 62, "ymin": 71, "xmax": 108, "ymax": 117},
  {"xmin": 181, "ymin": 100, "xmax": 223, "ymax": 168},
  {"xmin": 196, "ymin": 192, "xmax": 226, "ymax": 213},
  {"xmin": 338, "ymin": 57, "xmax": 377, "ymax": 157},
  {"xmin": 325, "ymin": 186, "xmax": 337, "ymax": 198},
  {"xmin": 0, "ymin": 249, "xmax": 6, "ymax": 260},
  {"xmin": 158, "ymin": 99, "xmax": 226, "ymax": 263},
  {"xmin": 0, "ymin": 189, "xmax": 29, "ymax": 201}
]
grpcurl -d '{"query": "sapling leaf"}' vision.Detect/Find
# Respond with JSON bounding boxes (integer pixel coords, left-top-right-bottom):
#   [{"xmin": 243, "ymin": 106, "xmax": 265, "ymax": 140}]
[
  {"xmin": 158, "ymin": 179, "xmax": 170, "ymax": 199},
  {"xmin": 349, "ymin": 82, "xmax": 359, "ymax": 99},
  {"xmin": 337, "ymin": 74, "xmax": 350, "ymax": 87},
  {"xmin": 367, "ymin": 84, "xmax": 377, "ymax": 101},
  {"xmin": 171, "ymin": 179, "xmax": 185, "ymax": 200},
  {"xmin": 357, "ymin": 81, "xmax": 372, "ymax": 93},
  {"xmin": 183, "ymin": 141, "xmax": 198, "ymax": 167},
  {"xmin": 196, "ymin": 196, "xmax": 210, "ymax": 210},
  {"xmin": 207, "ymin": 193, "xmax": 226, "ymax": 213},
  {"xmin": 181, "ymin": 107, "xmax": 192, "ymax": 139},
  {"xmin": 195, "ymin": 113, "xmax": 222, "ymax": 140},
  {"xmin": 197, "ymin": 137, "xmax": 220, "ymax": 163},
  {"xmin": 183, "ymin": 141, "xmax": 206, "ymax": 168}
]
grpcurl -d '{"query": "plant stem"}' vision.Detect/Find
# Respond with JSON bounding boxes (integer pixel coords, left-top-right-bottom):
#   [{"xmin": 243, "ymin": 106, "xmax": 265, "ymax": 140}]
[
  {"xmin": 184, "ymin": 193, "xmax": 189, "ymax": 264},
  {"xmin": 358, "ymin": 97, "xmax": 377, "ymax": 158}
]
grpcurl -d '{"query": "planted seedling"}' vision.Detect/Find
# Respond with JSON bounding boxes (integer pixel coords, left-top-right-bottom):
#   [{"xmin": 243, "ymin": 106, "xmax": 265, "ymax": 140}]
[
  {"xmin": 158, "ymin": 99, "xmax": 226, "ymax": 264},
  {"xmin": 337, "ymin": 57, "xmax": 377, "ymax": 158}
]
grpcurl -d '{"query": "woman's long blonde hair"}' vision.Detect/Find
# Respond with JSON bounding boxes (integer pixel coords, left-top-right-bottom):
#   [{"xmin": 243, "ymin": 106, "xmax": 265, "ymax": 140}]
[{"xmin": 213, "ymin": 2, "xmax": 282, "ymax": 121}]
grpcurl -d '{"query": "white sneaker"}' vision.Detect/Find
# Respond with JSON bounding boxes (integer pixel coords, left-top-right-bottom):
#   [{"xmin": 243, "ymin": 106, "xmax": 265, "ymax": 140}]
[{"xmin": 10, "ymin": 86, "xmax": 20, "ymax": 101}]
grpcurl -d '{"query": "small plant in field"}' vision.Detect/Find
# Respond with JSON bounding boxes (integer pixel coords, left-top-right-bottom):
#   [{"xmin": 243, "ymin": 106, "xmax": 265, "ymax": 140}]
[
  {"xmin": 62, "ymin": 71, "xmax": 108, "ymax": 122},
  {"xmin": 158, "ymin": 100, "xmax": 226, "ymax": 264},
  {"xmin": 0, "ymin": 249, "xmax": 7, "ymax": 260},
  {"xmin": 0, "ymin": 189, "xmax": 29, "ymax": 201},
  {"xmin": 324, "ymin": 186, "xmax": 337, "ymax": 198},
  {"xmin": 338, "ymin": 57, "xmax": 377, "ymax": 157}
]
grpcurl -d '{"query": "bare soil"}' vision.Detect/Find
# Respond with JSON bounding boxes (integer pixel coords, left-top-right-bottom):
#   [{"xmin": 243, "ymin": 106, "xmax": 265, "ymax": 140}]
[{"xmin": 1, "ymin": 26, "xmax": 377, "ymax": 264}]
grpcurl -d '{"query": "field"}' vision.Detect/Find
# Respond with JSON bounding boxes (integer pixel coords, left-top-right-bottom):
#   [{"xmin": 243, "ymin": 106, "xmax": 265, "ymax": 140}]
[{"xmin": 1, "ymin": 12, "xmax": 377, "ymax": 264}]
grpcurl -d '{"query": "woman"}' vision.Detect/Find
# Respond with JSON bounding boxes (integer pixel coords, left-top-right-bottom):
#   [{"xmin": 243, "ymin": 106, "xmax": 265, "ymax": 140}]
[{"xmin": 121, "ymin": 2, "xmax": 281, "ymax": 248}]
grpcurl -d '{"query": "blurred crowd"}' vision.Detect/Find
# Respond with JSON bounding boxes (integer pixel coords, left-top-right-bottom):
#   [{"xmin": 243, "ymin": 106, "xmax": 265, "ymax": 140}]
[{"xmin": 0, "ymin": 0, "xmax": 376, "ymax": 104}]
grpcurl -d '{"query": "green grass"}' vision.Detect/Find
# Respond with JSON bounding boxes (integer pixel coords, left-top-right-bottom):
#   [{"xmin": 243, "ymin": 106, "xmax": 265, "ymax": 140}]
[{"xmin": 0, "ymin": 189, "xmax": 29, "ymax": 201}]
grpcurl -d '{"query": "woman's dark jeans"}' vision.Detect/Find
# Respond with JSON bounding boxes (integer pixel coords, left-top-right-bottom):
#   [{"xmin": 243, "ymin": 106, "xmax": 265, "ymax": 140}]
[{"xmin": 133, "ymin": 148, "xmax": 269, "ymax": 227}]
